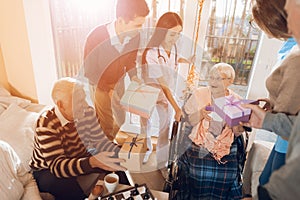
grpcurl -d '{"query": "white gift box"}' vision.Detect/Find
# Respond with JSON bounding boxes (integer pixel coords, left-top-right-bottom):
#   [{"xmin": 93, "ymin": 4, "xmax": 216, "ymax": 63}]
[{"xmin": 120, "ymin": 81, "xmax": 160, "ymax": 119}]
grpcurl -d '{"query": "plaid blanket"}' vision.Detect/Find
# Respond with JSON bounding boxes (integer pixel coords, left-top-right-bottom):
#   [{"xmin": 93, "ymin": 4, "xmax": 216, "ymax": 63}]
[{"xmin": 174, "ymin": 139, "xmax": 242, "ymax": 200}]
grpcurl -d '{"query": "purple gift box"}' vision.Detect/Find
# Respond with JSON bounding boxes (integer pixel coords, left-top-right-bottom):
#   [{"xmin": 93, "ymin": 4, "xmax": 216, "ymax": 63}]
[{"xmin": 206, "ymin": 95, "xmax": 257, "ymax": 127}]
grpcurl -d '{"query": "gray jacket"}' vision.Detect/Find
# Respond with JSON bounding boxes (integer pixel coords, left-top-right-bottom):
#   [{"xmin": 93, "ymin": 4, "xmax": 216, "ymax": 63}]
[{"xmin": 262, "ymin": 112, "xmax": 300, "ymax": 199}]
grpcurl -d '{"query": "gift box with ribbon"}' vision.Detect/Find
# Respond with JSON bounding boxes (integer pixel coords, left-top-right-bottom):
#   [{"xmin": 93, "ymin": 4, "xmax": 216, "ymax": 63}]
[
  {"xmin": 212, "ymin": 95, "xmax": 255, "ymax": 127},
  {"xmin": 120, "ymin": 81, "xmax": 160, "ymax": 119},
  {"xmin": 118, "ymin": 135, "xmax": 147, "ymax": 172}
]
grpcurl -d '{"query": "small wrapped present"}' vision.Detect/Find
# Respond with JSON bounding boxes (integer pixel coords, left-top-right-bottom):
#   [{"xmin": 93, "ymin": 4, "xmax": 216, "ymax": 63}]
[
  {"xmin": 118, "ymin": 135, "xmax": 147, "ymax": 172},
  {"xmin": 212, "ymin": 95, "xmax": 255, "ymax": 127},
  {"xmin": 120, "ymin": 81, "xmax": 160, "ymax": 119}
]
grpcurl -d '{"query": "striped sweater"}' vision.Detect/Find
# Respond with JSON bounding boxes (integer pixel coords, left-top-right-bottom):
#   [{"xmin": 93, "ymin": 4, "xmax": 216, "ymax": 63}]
[{"xmin": 29, "ymin": 107, "xmax": 119, "ymax": 178}]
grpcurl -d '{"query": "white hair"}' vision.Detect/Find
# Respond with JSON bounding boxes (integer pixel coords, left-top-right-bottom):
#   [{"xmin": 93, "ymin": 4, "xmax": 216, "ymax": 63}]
[
  {"xmin": 51, "ymin": 77, "xmax": 82, "ymax": 104},
  {"xmin": 209, "ymin": 62, "xmax": 236, "ymax": 80}
]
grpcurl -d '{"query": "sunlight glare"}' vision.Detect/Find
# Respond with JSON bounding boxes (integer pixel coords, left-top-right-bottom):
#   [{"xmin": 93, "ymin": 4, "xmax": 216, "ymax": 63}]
[{"xmin": 73, "ymin": 0, "xmax": 116, "ymax": 14}]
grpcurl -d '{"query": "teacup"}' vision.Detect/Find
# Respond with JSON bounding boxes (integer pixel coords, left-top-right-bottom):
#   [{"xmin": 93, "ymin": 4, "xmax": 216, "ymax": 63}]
[{"xmin": 104, "ymin": 173, "xmax": 119, "ymax": 193}]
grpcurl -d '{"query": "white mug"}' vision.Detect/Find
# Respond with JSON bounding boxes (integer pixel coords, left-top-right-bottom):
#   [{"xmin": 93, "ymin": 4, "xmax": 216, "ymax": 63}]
[{"xmin": 104, "ymin": 173, "xmax": 119, "ymax": 193}]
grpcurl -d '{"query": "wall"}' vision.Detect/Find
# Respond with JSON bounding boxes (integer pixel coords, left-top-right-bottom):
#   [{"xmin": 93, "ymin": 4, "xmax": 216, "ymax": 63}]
[
  {"xmin": 0, "ymin": 0, "xmax": 57, "ymax": 104},
  {"xmin": 22, "ymin": 0, "xmax": 57, "ymax": 105},
  {"xmin": 0, "ymin": 0, "xmax": 37, "ymax": 101},
  {"xmin": 247, "ymin": 34, "xmax": 283, "ymax": 100},
  {"xmin": 0, "ymin": 46, "xmax": 9, "ymax": 91},
  {"xmin": 183, "ymin": 0, "xmax": 211, "ymax": 62}
]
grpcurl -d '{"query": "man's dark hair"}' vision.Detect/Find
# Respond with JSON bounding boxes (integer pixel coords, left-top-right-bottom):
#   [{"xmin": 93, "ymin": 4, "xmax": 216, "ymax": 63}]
[{"xmin": 116, "ymin": 0, "xmax": 150, "ymax": 22}]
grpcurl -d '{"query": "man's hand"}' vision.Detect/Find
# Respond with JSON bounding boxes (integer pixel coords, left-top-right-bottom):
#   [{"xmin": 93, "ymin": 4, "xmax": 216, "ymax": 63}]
[
  {"xmin": 89, "ymin": 152, "xmax": 127, "ymax": 171},
  {"xmin": 240, "ymin": 104, "xmax": 267, "ymax": 129}
]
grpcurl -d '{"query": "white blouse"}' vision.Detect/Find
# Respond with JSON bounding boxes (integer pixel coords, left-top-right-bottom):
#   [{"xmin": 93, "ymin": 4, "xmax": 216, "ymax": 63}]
[{"xmin": 146, "ymin": 45, "xmax": 178, "ymax": 90}]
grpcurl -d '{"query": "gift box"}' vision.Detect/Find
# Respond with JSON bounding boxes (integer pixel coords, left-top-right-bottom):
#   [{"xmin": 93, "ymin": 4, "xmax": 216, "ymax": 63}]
[
  {"xmin": 118, "ymin": 135, "xmax": 147, "ymax": 172},
  {"xmin": 120, "ymin": 81, "xmax": 160, "ymax": 119},
  {"xmin": 211, "ymin": 95, "xmax": 256, "ymax": 127}
]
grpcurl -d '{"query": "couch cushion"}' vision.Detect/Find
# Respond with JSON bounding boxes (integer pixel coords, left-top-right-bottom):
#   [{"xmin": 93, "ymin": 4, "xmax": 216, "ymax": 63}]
[{"xmin": 0, "ymin": 104, "xmax": 39, "ymax": 171}]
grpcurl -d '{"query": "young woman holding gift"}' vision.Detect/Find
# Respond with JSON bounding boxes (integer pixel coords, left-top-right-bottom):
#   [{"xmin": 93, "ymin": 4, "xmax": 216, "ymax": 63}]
[
  {"xmin": 175, "ymin": 63, "xmax": 245, "ymax": 200},
  {"xmin": 140, "ymin": 12, "xmax": 193, "ymax": 167}
]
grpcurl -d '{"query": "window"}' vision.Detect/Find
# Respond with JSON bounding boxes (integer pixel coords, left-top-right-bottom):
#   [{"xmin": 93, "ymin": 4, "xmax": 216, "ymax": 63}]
[
  {"xmin": 195, "ymin": 0, "xmax": 261, "ymax": 98},
  {"xmin": 50, "ymin": 0, "xmax": 261, "ymax": 98},
  {"xmin": 49, "ymin": 0, "xmax": 185, "ymax": 78},
  {"xmin": 49, "ymin": 0, "xmax": 117, "ymax": 77}
]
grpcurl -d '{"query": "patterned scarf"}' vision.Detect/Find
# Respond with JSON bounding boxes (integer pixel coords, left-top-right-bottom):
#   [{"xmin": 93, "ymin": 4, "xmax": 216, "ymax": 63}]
[{"xmin": 189, "ymin": 118, "xmax": 234, "ymax": 164}]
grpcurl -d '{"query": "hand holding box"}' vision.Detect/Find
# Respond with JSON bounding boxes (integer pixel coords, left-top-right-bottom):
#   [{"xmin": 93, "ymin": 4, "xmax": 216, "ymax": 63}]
[{"xmin": 212, "ymin": 95, "xmax": 256, "ymax": 127}]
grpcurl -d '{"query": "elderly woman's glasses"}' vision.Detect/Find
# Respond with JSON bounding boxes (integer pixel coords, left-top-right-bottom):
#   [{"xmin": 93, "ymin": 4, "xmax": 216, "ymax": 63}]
[{"xmin": 208, "ymin": 76, "xmax": 231, "ymax": 81}]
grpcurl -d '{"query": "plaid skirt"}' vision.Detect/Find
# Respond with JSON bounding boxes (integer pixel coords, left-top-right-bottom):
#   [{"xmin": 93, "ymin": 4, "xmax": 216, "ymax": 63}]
[{"xmin": 174, "ymin": 140, "xmax": 242, "ymax": 200}]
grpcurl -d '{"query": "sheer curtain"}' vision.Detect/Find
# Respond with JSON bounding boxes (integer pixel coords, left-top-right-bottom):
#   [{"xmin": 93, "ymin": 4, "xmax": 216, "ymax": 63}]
[
  {"xmin": 49, "ymin": 0, "xmax": 184, "ymax": 78},
  {"xmin": 49, "ymin": 0, "xmax": 185, "ymax": 133},
  {"xmin": 199, "ymin": 0, "xmax": 261, "ymax": 97},
  {"xmin": 49, "ymin": 0, "xmax": 116, "ymax": 78}
]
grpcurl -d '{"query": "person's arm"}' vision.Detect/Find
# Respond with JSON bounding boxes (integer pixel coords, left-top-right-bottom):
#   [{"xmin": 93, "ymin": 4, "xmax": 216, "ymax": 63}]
[
  {"xmin": 241, "ymin": 104, "xmax": 296, "ymax": 139},
  {"xmin": 89, "ymin": 152, "xmax": 126, "ymax": 171},
  {"xmin": 125, "ymin": 35, "xmax": 140, "ymax": 82},
  {"xmin": 187, "ymin": 106, "xmax": 212, "ymax": 127},
  {"xmin": 83, "ymin": 26, "xmax": 101, "ymax": 59},
  {"xmin": 35, "ymin": 125, "xmax": 93, "ymax": 178},
  {"xmin": 262, "ymin": 112, "xmax": 296, "ymax": 139},
  {"xmin": 187, "ymin": 111, "xmax": 201, "ymax": 126},
  {"xmin": 126, "ymin": 49, "xmax": 139, "ymax": 82},
  {"xmin": 157, "ymin": 77, "xmax": 182, "ymax": 121},
  {"xmin": 78, "ymin": 107, "xmax": 120, "ymax": 153},
  {"xmin": 183, "ymin": 87, "xmax": 211, "ymax": 126},
  {"xmin": 83, "ymin": 47, "xmax": 99, "ymax": 86},
  {"xmin": 83, "ymin": 26, "xmax": 103, "ymax": 86},
  {"xmin": 36, "ymin": 111, "xmax": 125, "ymax": 178},
  {"xmin": 37, "ymin": 127, "xmax": 125, "ymax": 177}
]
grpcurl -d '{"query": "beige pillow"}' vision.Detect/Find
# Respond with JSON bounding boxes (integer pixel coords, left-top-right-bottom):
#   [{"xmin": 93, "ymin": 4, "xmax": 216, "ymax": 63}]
[
  {"xmin": 0, "ymin": 104, "xmax": 39, "ymax": 171},
  {"xmin": 0, "ymin": 140, "xmax": 25, "ymax": 200}
]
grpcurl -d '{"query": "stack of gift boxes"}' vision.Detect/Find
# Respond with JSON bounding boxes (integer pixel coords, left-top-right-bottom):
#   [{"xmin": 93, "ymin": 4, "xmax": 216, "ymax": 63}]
[{"xmin": 119, "ymin": 81, "xmax": 161, "ymax": 172}]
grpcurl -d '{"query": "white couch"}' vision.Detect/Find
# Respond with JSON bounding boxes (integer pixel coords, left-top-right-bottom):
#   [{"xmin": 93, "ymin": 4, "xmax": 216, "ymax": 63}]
[{"xmin": 0, "ymin": 86, "xmax": 53, "ymax": 200}]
